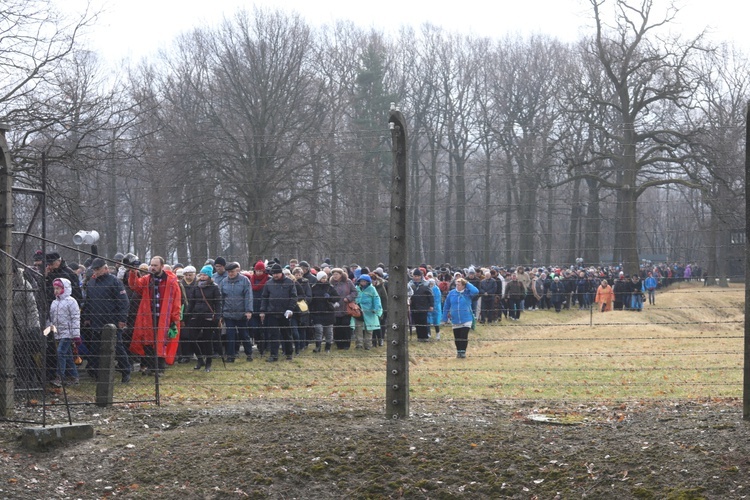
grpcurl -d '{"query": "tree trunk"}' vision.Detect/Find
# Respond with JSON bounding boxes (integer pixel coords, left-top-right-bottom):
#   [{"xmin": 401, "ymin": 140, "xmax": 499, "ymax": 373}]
[
  {"xmin": 619, "ymin": 185, "xmax": 640, "ymax": 274},
  {"xmin": 444, "ymin": 156, "xmax": 454, "ymax": 263},
  {"xmin": 583, "ymin": 178, "xmax": 601, "ymax": 265},
  {"xmin": 454, "ymin": 158, "xmax": 466, "ymax": 265},
  {"xmin": 504, "ymin": 179, "xmax": 512, "ymax": 265},
  {"xmin": 566, "ymin": 175, "xmax": 582, "ymax": 265},
  {"xmin": 483, "ymin": 153, "xmax": 491, "ymax": 264},
  {"xmin": 518, "ymin": 186, "xmax": 537, "ymax": 266}
]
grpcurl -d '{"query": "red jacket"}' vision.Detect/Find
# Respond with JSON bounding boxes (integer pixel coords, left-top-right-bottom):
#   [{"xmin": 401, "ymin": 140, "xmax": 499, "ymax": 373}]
[{"xmin": 128, "ymin": 270, "xmax": 182, "ymax": 363}]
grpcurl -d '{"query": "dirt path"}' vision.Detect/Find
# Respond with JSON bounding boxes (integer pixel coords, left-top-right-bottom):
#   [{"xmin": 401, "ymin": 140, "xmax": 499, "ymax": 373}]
[{"xmin": 1, "ymin": 398, "xmax": 747, "ymax": 498}]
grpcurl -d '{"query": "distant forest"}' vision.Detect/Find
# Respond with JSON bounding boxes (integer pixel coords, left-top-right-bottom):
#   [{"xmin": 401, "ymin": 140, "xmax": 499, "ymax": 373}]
[{"xmin": 4, "ymin": 0, "xmax": 746, "ymax": 279}]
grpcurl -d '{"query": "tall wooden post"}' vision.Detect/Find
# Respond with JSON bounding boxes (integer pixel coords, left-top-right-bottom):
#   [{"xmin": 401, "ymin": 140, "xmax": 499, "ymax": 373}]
[
  {"xmin": 386, "ymin": 107, "xmax": 409, "ymax": 420},
  {"xmin": 743, "ymin": 103, "xmax": 750, "ymax": 420},
  {"xmin": 0, "ymin": 125, "xmax": 14, "ymax": 417}
]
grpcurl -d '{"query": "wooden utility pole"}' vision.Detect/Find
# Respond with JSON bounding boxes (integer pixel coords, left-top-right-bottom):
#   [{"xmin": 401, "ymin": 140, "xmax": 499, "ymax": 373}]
[
  {"xmin": 0, "ymin": 125, "xmax": 14, "ymax": 417},
  {"xmin": 386, "ymin": 106, "xmax": 409, "ymax": 420}
]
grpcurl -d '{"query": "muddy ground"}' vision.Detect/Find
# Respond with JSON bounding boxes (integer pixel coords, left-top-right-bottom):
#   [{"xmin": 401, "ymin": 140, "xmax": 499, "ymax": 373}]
[{"xmin": 0, "ymin": 397, "xmax": 748, "ymax": 499}]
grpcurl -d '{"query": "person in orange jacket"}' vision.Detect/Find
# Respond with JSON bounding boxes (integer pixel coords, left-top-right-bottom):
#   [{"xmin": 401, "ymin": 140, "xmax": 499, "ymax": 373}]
[
  {"xmin": 128, "ymin": 256, "xmax": 182, "ymax": 375},
  {"xmin": 595, "ymin": 279, "xmax": 615, "ymax": 312}
]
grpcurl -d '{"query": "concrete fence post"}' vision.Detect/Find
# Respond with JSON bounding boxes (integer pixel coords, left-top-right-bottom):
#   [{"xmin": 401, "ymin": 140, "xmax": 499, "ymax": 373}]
[{"xmin": 96, "ymin": 324, "xmax": 117, "ymax": 407}]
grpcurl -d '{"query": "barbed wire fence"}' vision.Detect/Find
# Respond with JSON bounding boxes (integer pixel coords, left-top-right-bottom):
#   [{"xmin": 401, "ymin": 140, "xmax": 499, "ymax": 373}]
[
  {"xmin": 0, "ymin": 118, "xmax": 746, "ymax": 425},
  {"xmin": 0, "ymin": 241, "xmax": 744, "ymax": 424}
]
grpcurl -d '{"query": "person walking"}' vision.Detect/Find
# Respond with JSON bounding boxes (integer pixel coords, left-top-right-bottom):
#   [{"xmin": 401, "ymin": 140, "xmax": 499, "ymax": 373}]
[
  {"xmin": 185, "ymin": 265, "xmax": 222, "ymax": 372},
  {"xmin": 82, "ymin": 258, "xmax": 131, "ymax": 383},
  {"xmin": 128, "ymin": 256, "xmax": 182, "ymax": 375},
  {"xmin": 219, "ymin": 262, "xmax": 253, "ymax": 362},
  {"xmin": 504, "ymin": 273, "xmax": 526, "ymax": 321},
  {"xmin": 309, "ymin": 271, "xmax": 340, "ymax": 353},
  {"xmin": 353, "ymin": 274, "xmax": 382, "ymax": 350},
  {"xmin": 409, "ymin": 269, "xmax": 434, "ymax": 342},
  {"xmin": 48, "ymin": 277, "xmax": 81, "ymax": 386},
  {"xmin": 260, "ymin": 263, "xmax": 298, "ymax": 362},
  {"xmin": 644, "ymin": 271, "xmax": 657, "ymax": 305},
  {"xmin": 329, "ymin": 267, "xmax": 357, "ymax": 350},
  {"xmin": 549, "ymin": 276, "xmax": 566, "ymax": 313},
  {"xmin": 247, "ymin": 261, "xmax": 269, "ymax": 356},
  {"xmin": 595, "ymin": 279, "xmax": 615, "ymax": 312},
  {"xmin": 441, "ymin": 278, "xmax": 478, "ymax": 358}
]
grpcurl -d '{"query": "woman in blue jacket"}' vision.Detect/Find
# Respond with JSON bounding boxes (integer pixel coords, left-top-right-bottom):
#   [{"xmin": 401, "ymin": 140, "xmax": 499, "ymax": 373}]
[
  {"xmin": 427, "ymin": 277, "xmax": 443, "ymax": 340},
  {"xmin": 441, "ymin": 278, "xmax": 478, "ymax": 358}
]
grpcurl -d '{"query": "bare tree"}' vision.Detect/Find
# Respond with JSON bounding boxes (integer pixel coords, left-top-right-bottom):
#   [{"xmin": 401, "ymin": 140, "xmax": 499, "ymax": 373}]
[
  {"xmin": 687, "ymin": 44, "xmax": 749, "ymax": 285},
  {"xmin": 577, "ymin": 0, "xmax": 707, "ymax": 273},
  {"xmin": 490, "ymin": 35, "xmax": 569, "ymax": 266},
  {"xmin": 434, "ymin": 32, "xmax": 482, "ymax": 265}
]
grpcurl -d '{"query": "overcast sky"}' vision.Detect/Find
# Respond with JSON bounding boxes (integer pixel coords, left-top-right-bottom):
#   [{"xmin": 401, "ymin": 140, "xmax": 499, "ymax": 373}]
[{"xmin": 61, "ymin": 0, "xmax": 748, "ymax": 67}]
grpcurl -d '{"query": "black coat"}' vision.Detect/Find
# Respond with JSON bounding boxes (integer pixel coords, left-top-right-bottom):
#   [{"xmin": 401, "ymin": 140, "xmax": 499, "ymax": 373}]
[
  {"xmin": 410, "ymin": 280, "xmax": 433, "ymax": 312},
  {"xmin": 309, "ymin": 282, "xmax": 340, "ymax": 326},
  {"xmin": 82, "ymin": 272, "xmax": 129, "ymax": 331},
  {"xmin": 260, "ymin": 276, "xmax": 298, "ymax": 314},
  {"xmin": 186, "ymin": 281, "xmax": 222, "ymax": 322}
]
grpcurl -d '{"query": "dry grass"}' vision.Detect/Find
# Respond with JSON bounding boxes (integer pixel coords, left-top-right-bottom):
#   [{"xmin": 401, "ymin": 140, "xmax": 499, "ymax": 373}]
[{"xmin": 102, "ymin": 282, "xmax": 743, "ymax": 405}]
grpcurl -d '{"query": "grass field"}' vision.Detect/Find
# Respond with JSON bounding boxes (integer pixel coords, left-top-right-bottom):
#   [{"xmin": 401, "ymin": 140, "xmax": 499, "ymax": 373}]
[
  {"xmin": 6, "ymin": 283, "xmax": 748, "ymax": 499},
  {"xmin": 89, "ymin": 282, "xmax": 743, "ymax": 406}
]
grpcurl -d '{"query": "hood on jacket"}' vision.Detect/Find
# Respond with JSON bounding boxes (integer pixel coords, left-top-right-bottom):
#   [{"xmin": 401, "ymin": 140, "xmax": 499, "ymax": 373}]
[{"xmin": 53, "ymin": 277, "xmax": 73, "ymax": 300}]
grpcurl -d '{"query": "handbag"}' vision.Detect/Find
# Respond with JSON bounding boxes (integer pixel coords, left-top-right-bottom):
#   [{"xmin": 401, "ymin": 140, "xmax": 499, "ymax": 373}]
[
  {"xmin": 346, "ymin": 301, "xmax": 362, "ymax": 318},
  {"xmin": 200, "ymin": 287, "xmax": 216, "ymax": 321}
]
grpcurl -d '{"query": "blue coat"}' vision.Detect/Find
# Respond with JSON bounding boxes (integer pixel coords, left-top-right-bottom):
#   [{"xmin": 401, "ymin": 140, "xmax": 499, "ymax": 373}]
[
  {"xmin": 220, "ymin": 274, "xmax": 253, "ymax": 319},
  {"xmin": 441, "ymin": 283, "xmax": 478, "ymax": 326},
  {"xmin": 427, "ymin": 284, "xmax": 443, "ymax": 326},
  {"xmin": 355, "ymin": 283, "xmax": 383, "ymax": 331}
]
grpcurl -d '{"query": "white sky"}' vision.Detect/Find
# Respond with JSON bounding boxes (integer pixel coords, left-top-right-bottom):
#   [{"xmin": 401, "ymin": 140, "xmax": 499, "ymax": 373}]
[{"xmin": 61, "ymin": 0, "xmax": 748, "ymax": 67}]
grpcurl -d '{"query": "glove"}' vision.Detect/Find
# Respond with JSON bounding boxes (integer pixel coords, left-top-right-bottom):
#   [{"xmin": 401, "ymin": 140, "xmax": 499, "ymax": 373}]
[
  {"xmin": 168, "ymin": 322, "xmax": 178, "ymax": 339},
  {"xmin": 333, "ymin": 302, "xmax": 340, "ymax": 308},
  {"xmin": 73, "ymin": 336, "xmax": 82, "ymax": 347},
  {"xmin": 284, "ymin": 310, "xmax": 293, "ymax": 319}
]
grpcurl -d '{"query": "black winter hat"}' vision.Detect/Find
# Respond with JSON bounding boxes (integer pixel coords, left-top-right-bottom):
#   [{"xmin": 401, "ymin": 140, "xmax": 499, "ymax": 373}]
[
  {"xmin": 270, "ymin": 263, "xmax": 283, "ymax": 274},
  {"xmin": 45, "ymin": 252, "xmax": 61, "ymax": 265},
  {"xmin": 90, "ymin": 257, "xmax": 106, "ymax": 270},
  {"xmin": 214, "ymin": 257, "xmax": 227, "ymax": 267}
]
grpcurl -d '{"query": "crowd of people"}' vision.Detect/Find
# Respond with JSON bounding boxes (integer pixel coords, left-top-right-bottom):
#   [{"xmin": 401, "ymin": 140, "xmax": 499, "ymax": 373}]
[{"xmin": 11, "ymin": 249, "xmax": 703, "ymax": 387}]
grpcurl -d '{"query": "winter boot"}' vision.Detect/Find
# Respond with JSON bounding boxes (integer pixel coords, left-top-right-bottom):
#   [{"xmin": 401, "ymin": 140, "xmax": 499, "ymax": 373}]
[
  {"xmin": 204, "ymin": 357, "xmax": 212, "ymax": 372},
  {"xmin": 194, "ymin": 357, "xmax": 205, "ymax": 370}
]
